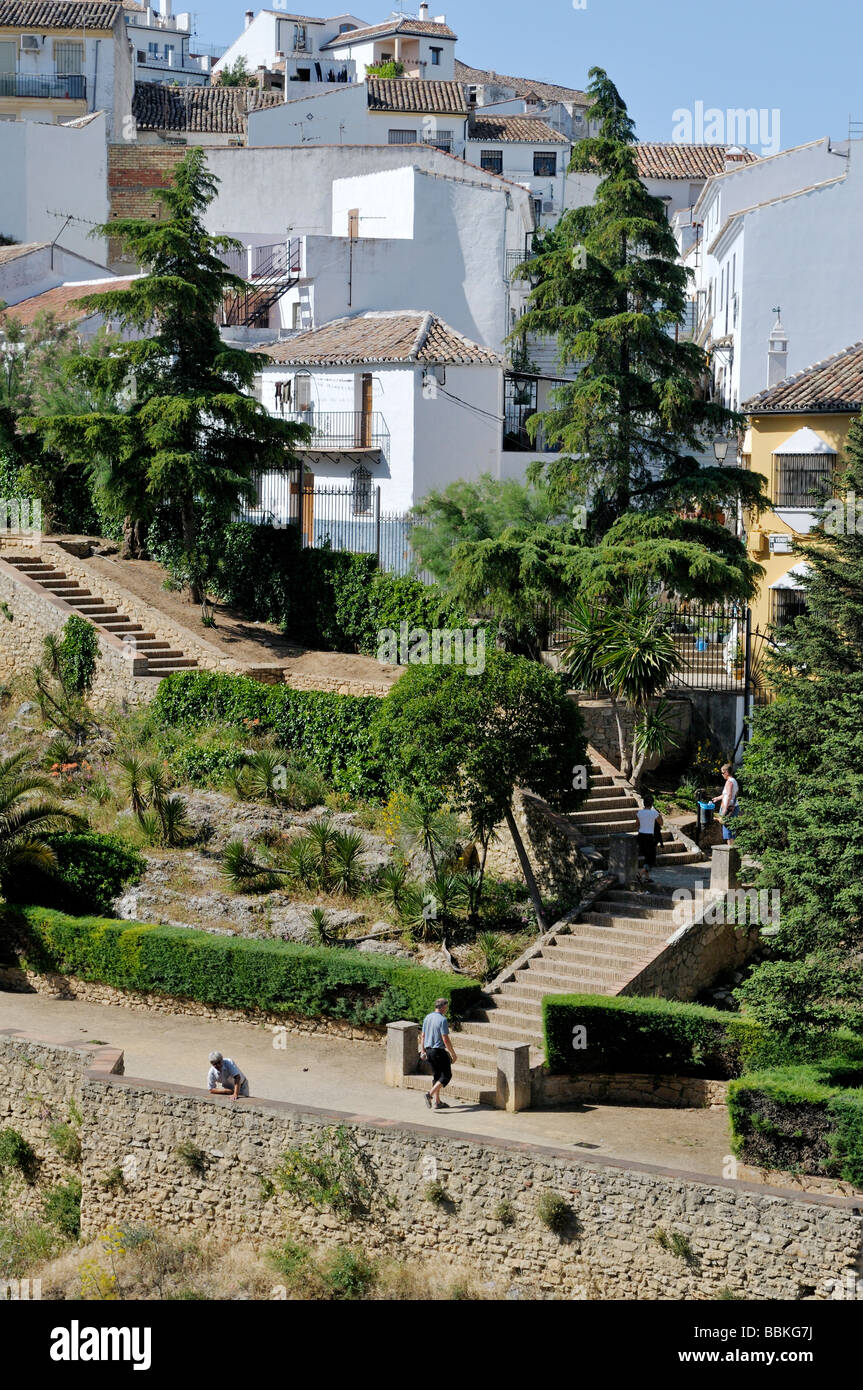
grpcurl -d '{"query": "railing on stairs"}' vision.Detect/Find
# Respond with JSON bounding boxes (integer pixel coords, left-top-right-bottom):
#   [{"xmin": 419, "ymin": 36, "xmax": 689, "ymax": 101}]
[{"xmin": 221, "ymin": 239, "xmax": 302, "ymax": 328}]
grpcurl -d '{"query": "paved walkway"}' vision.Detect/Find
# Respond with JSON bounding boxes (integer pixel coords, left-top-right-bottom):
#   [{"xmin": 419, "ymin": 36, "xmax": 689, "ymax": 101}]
[{"xmin": 2, "ymin": 992, "xmax": 732, "ymax": 1178}]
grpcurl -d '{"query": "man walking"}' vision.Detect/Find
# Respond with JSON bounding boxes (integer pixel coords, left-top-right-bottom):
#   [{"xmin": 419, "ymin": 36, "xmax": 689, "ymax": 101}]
[
  {"xmin": 713, "ymin": 763, "xmax": 740, "ymax": 844},
  {"xmin": 421, "ymin": 998, "xmax": 457, "ymax": 1110},
  {"xmin": 207, "ymin": 1050, "xmax": 249, "ymax": 1100}
]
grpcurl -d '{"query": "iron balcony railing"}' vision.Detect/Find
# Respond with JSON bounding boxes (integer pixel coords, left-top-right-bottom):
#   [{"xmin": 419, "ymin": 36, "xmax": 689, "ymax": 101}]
[
  {"xmin": 0, "ymin": 72, "xmax": 86, "ymax": 99},
  {"xmin": 278, "ymin": 409, "xmax": 390, "ymax": 456},
  {"xmin": 221, "ymin": 239, "xmax": 302, "ymax": 327}
]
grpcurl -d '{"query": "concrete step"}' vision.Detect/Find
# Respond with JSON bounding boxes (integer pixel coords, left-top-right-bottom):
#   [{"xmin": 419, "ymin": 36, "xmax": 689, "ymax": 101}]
[
  {"xmin": 501, "ymin": 979, "xmax": 616, "ymax": 1003},
  {"xmin": 599, "ymin": 890, "xmax": 682, "ymax": 911},
  {"xmin": 579, "ymin": 910, "xmax": 679, "ymax": 934},
  {"xmin": 571, "ymin": 806, "xmax": 640, "ymax": 825},
  {"xmin": 402, "ymin": 1071, "xmax": 496, "ymax": 1105},
  {"xmin": 579, "ymin": 795, "xmax": 639, "ymax": 812},
  {"xmin": 547, "ymin": 932, "xmax": 665, "ymax": 959},
  {"xmin": 146, "ymin": 657, "xmax": 196, "ymax": 670},
  {"xmin": 524, "ymin": 960, "xmax": 631, "ymax": 988}
]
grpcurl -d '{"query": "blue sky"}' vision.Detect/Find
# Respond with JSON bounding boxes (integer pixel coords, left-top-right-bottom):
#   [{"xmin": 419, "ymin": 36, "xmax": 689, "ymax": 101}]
[{"xmin": 193, "ymin": 0, "xmax": 861, "ymax": 152}]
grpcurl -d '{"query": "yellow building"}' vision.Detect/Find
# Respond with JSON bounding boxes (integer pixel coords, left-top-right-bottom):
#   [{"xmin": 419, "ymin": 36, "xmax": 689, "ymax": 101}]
[
  {"xmin": 0, "ymin": 0, "xmax": 131, "ymax": 134},
  {"xmin": 742, "ymin": 339, "xmax": 863, "ymax": 632}
]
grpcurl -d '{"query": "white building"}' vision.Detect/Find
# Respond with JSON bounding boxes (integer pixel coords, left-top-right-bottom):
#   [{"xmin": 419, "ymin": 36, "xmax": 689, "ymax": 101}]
[
  {"xmin": 685, "ymin": 136, "xmax": 863, "ymax": 409},
  {"xmin": 0, "ymin": 0, "xmax": 133, "ymax": 136},
  {"xmin": 0, "ymin": 111, "xmax": 110, "ymax": 262},
  {"xmin": 0, "ymin": 238, "xmax": 115, "ymax": 304},
  {"xmin": 252, "ymin": 310, "xmax": 502, "ymax": 518},
  {"xmin": 0, "ymin": 273, "xmax": 136, "ymax": 337},
  {"xmin": 466, "ymin": 113, "xmax": 569, "ymax": 227},
  {"xmin": 214, "ymin": 8, "xmax": 366, "ymax": 95},
  {"xmin": 318, "ymin": 8, "xmax": 457, "ymax": 81},
  {"xmin": 123, "ymin": 0, "xmax": 221, "ymax": 86}
]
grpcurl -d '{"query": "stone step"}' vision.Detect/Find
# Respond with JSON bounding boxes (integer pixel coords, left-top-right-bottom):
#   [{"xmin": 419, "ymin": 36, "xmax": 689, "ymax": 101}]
[
  {"xmin": 656, "ymin": 850, "xmax": 703, "ymax": 866},
  {"xmin": 579, "ymin": 910, "xmax": 678, "ymax": 934},
  {"xmin": 72, "ymin": 604, "xmax": 116, "ymax": 616},
  {"xmin": 402, "ymin": 1071, "xmax": 496, "ymax": 1105},
  {"xmin": 600, "ymin": 890, "xmax": 682, "ymax": 911},
  {"xmin": 101, "ymin": 624, "xmax": 150, "ymax": 636},
  {"xmin": 547, "ymin": 931, "xmax": 666, "ymax": 959},
  {"xmin": 571, "ymin": 806, "xmax": 639, "ymax": 825},
  {"xmin": 524, "ymin": 960, "xmax": 631, "ymax": 987},
  {"xmin": 146, "ymin": 657, "xmax": 196, "ymax": 670},
  {"xmin": 579, "ymin": 795, "xmax": 639, "ymax": 812},
  {"xmin": 501, "ymin": 979, "xmax": 616, "ymax": 1003}
]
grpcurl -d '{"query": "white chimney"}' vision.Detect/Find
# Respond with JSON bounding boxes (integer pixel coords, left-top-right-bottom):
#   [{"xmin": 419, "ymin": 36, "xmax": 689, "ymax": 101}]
[
  {"xmin": 418, "ymin": 2, "xmax": 429, "ymax": 17},
  {"xmin": 159, "ymin": 0, "xmax": 171, "ymax": 17},
  {"xmin": 244, "ymin": 9, "xmax": 254, "ymax": 29},
  {"xmin": 767, "ymin": 309, "xmax": 788, "ymax": 387}
]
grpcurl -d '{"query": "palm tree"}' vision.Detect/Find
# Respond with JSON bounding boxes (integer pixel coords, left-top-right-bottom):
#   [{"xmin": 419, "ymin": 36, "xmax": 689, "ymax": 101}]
[
  {"xmin": 562, "ymin": 585, "xmax": 682, "ymax": 785},
  {"xmin": 0, "ymin": 751, "xmax": 85, "ymax": 889}
]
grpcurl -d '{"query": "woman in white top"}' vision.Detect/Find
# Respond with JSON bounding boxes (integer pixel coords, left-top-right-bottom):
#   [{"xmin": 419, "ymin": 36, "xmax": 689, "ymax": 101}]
[
  {"xmin": 636, "ymin": 794, "xmax": 663, "ymax": 884},
  {"xmin": 713, "ymin": 763, "xmax": 740, "ymax": 843}
]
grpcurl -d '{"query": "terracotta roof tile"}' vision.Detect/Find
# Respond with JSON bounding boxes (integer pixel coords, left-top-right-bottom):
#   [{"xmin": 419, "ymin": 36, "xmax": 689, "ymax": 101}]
[
  {"xmin": 132, "ymin": 81, "xmax": 283, "ymax": 133},
  {"xmin": 468, "ymin": 114, "xmax": 568, "ymax": 144},
  {"xmin": 0, "ymin": 0, "xmax": 120, "ymax": 25},
  {"xmin": 258, "ymin": 311, "xmax": 500, "ymax": 367},
  {"xmin": 323, "ymin": 17, "xmax": 456, "ymax": 50},
  {"xmin": 744, "ymin": 340, "xmax": 863, "ymax": 414},
  {"xmin": 0, "ymin": 278, "xmax": 134, "ymax": 327},
  {"xmin": 366, "ymin": 77, "xmax": 468, "ymax": 115},
  {"xmin": 635, "ymin": 143, "xmax": 758, "ymax": 180},
  {"xmin": 454, "ymin": 59, "xmax": 589, "ymax": 107}
]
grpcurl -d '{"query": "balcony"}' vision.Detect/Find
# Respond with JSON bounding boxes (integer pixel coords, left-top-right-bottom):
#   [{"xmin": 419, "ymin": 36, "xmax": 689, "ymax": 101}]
[
  {"xmin": 278, "ymin": 409, "xmax": 390, "ymax": 458},
  {"xmin": 0, "ymin": 73, "xmax": 86, "ymax": 100},
  {"xmin": 506, "ymin": 248, "xmax": 537, "ymax": 281}
]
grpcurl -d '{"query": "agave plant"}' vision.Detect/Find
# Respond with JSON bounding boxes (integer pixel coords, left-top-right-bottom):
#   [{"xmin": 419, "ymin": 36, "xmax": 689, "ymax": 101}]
[{"xmin": 0, "ymin": 750, "xmax": 86, "ymax": 889}]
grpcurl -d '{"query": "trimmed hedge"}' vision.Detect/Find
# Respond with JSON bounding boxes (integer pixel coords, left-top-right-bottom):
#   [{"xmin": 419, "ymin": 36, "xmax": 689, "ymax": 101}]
[
  {"xmin": 6, "ymin": 906, "xmax": 480, "ymax": 1028},
  {"xmin": 728, "ymin": 1056, "xmax": 863, "ymax": 1186},
  {"xmin": 152, "ymin": 671, "xmax": 385, "ymax": 797},
  {"xmin": 2, "ymin": 832, "xmax": 145, "ymax": 917},
  {"xmin": 543, "ymin": 994, "xmax": 767, "ymax": 1079}
]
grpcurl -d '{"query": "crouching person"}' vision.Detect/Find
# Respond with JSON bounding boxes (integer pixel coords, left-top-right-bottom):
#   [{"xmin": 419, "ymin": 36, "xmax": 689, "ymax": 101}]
[{"xmin": 207, "ymin": 1050, "xmax": 249, "ymax": 1100}]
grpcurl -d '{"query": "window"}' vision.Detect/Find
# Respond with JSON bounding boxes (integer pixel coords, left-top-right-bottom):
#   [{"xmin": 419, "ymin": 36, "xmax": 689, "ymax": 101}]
[
  {"xmin": 291, "ymin": 302, "xmax": 302, "ymax": 330},
  {"xmin": 297, "ymin": 67, "xmax": 310, "ymax": 81},
  {"xmin": 480, "ymin": 149, "xmax": 503, "ymax": 174},
  {"xmin": 533, "ymin": 151, "xmax": 557, "ymax": 177},
  {"xmin": 423, "ymin": 130, "xmax": 452, "ymax": 152},
  {"xmin": 0, "ymin": 40, "xmax": 15, "ymax": 90},
  {"xmin": 338, "ymin": 23, "xmax": 356, "ymax": 33},
  {"xmin": 294, "ymin": 374, "xmax": 312, "ymax": 412},
  {"xmin": 772, "ymin": 452, "xmax": 835, "ymax": 508},
  {"xmin": 55, "ymin": 39, "xmax": 84, "ymax": 74},
  {"xmin": 388, "ymin": 128, "xmax": 417, "ymax": 144},
  {"xmin": 293, "ymin": 23, "xmax": 307, "ymax": 51},
  {"xmin": 770, "ymin": 588, "xmax": 807, "ymax": 629},
  {"xmin": 351, "ymin": 464, "xmax": 373, "ymax": 515},
  {"xmin": 148, "ymin": 41, "xmax": 158, "ymax": 56},
  {"xmin": 430, "ymin": 46, "xmax": 442, "ymax": 65}
]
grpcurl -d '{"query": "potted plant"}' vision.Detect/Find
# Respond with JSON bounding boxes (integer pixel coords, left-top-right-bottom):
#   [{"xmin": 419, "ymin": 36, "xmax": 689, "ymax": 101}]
[{"xmin": 731, "ymin": 638, "xmax": 745, "ymax": 680}]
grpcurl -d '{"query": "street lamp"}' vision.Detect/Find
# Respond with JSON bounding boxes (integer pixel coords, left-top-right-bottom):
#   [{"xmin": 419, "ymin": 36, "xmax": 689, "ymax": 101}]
[{"xmin": 712, "ymin": 435, "xmax": 730, "ymax": 463}]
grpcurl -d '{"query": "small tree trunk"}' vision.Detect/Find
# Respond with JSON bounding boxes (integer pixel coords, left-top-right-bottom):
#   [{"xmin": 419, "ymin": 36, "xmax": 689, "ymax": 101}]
[
  {"xmin": 610, "ymin": 697, "xmax": 630, "ymax": 778},
  {"xmin": 180, "ymin": 493, "xmax": 203, "ymax": 604},
  {"xmin": 504, "ymin": 802, "xmax": 547, "ymax": 932}
]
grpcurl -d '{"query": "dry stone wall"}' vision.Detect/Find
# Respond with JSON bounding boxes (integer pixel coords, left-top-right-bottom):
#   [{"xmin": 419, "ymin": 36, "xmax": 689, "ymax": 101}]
[{"xmin": 2, "ymin": 1031, "xmax": 861, "ymax": 1300}]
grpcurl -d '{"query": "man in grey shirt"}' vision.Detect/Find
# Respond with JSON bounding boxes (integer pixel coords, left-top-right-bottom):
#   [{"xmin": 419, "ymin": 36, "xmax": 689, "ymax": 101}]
[
  {"xmin": 207, "ymin": 1050, "xmax": 249, "ymax": 1100},
  {"xmin": 421, "ymin": 998, "xmax": 457, "ymax": 1110}
]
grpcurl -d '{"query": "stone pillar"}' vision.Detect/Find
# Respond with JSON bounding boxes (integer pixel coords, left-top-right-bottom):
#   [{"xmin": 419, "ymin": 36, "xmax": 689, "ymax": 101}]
[
  {"xmin": 385, "ymin": 1020, "xmax": 420, "ymax": 1087},
  {"xmin": 608, "ymin": 833, "xmax": 638, "ymax": 886},
  {"xmin": 711, "ymin": 844, "xmax": 740, "ymax": 893},
  {"xmin": 496, "ymin": 1041, "xmax": 531, "ymax": 1112}
]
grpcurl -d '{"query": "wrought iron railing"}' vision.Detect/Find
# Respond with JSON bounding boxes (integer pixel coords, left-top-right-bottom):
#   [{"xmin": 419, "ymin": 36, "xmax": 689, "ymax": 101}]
[
  {"xmin": 277, "ymin": 409, "xmax": 389, "ymax": 455},
  {"xmin": 221, "ymin": 239, "xmax": 302, "ymax": 327},
  {"xmin": 0, "ymin": 73, "xmax": 86, "ymax": 99}
]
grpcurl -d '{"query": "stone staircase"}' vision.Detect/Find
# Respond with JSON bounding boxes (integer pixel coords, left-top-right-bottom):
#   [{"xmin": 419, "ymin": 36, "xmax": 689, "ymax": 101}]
[
  {"xmin": 404, "ymin": 756, "xmax": 704, "ymax": 1105},
  {"xmin": 4, "ymin": 555, "xmax": 198, "ymax": 679}
]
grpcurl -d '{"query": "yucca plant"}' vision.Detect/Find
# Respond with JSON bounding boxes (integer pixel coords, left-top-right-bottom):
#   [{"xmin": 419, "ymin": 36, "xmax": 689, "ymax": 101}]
[
  {"xmin": 244, "ymin": 748, "xmax": 289, "ymax": 804},
  {"xmin": 324, "ymin": 830, "xmax": 365, "ymax": 896},
  {"xmin": 158, "ymin": 794, "xmax": 190, "ymax": 847},
  {"xmin": 308, "ymin": 906, "xmax": 340, "ymax": 947},
  {"xmin": 221, "ymin": 839, "xmax": 282, "ymax": 893},
  {"xmin": 0, "ymin": 751, "xmax": 86, "ymax": 890},
  {"xmin": 377, "ymin": 860, "xmax": 409, "ymax": 913},
  {"xmin": 305, "ymin": 817, "xmax": 339, "ymax": 863},
  {"xmin": 478, "ymin": 930, "xmax": 505, "ymax": 980},
  {"xmin": 282, "ymin": 833, "xmax": 321, "ymax": 889},
  {"xmin": 117, "ymin": 753, "xmax": 148, "ymax": 817}
]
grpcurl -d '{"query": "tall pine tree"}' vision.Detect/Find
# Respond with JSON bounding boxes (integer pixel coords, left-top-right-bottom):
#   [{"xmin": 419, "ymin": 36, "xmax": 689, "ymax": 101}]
[
  {"xmin": 30, "ymin": 149, "xmax": 307, "ymax": 601},
  {"xmin": 515, "ymin": 68, "xmax": 767, "ymax": 597}
]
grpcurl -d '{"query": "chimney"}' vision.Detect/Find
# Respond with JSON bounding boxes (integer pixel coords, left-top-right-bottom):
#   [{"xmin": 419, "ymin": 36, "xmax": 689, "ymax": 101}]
[
  {"xmin": 256, "ymin": 63, "xmax": 267, "ymax": 88},
  {"xmin": 724, "ymin": 144, "xmax": 747, "ymax": 172},
  {"xmin": 158, "ymin": 0, "xmax": 171, "ymax": 18},
  {"xmin": 418, "ymin": 2, "xmax": 429, "ymax": 17},
  {"xmin": 767, "ymin": 309, "xmax": 788, "ymax": 387},
  {"xmin": 244, "ymin": 9, "xmax": 254, "ymax": 29}
]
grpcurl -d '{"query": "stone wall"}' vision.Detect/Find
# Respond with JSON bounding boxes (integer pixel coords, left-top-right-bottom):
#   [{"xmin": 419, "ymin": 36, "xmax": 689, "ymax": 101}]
[
  {"xmin": 621, "ymin": 894, "xmax": 760, "ymax": 1002},
  {"xmin": 2, "ymin": 1029, "xmax": 862, "ymax": 1300},
  {"xmin": 535, "ymin": 1071, "xmax": 729, "ymax": 1111},
  {"xmin": 576, "ymin": 696, "xmax": 692, "ymax": 771},
  {"xmin": 0, "ymin": 552, "xmax": 156, "ymax": 708},
  {"xmin": 485, "ymin": 788, "xmax": 591, "ymax": 907}
]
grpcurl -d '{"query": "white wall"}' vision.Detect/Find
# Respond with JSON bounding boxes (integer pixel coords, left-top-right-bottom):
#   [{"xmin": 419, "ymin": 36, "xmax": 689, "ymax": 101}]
[
  {"xmin": 249, "ymin": 85, "xmax": 468, "ymax": 156},
  {"xmin": 413, "ymin": 364, "xmax": 502, "ymax": 500},
  {"xmin": 466, "ymin": 137, "xmax": 567, "ymax": 224},
  {"xmin": 0, "ymin": 114, "xmax": 109, "ymax": 261},
  {"xmin": 0, "ymin": 243, "xmax": 112, "ymax": 306}
]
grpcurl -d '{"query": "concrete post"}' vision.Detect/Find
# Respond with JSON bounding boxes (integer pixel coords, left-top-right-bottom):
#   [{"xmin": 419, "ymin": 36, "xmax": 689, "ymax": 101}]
[
  {"xmin": 608, "ymin": 833, "xmax": 638, "ymax": 887},
  {"xmin": 496, "ymin": 1041, "xmax": 531, "ymax": 1112},
  {"xmin": 385, "ymin": 1020, "xmax": 420, "ymax": 1087},
  {"xmin": 711, "ymin": 844, "xmax": 741, "ymax": 893}
]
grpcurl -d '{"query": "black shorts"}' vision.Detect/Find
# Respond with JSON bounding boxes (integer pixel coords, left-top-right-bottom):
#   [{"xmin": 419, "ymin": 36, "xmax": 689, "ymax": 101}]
[
  {"xmin": 426, "ymin": 1047, "xmax": 451, "ymax": 1087},
  {"xmin": 638, "ymin": 832, "xmax": 657, "ymax": 868}
]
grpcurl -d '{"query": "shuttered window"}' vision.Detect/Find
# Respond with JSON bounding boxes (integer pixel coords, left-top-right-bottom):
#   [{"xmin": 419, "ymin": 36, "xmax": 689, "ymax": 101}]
[{"xmin": 55, "ymin": 40, "xmax": 84, "ymax": 74}]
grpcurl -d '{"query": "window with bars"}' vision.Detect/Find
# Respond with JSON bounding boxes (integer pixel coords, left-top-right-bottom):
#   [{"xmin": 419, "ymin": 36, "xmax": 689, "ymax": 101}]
[
  {"xmin": 772, "ymin": 453, "xmax": 835, "ymax": 507},
  {"xmin": 351, "ymin": 464, "xmax": 373, "ymax": 515},
  {"xmin": 533, "ymin": 151, "xmax": 557, "ymax": 177},
  {"xmin": 770, "ymin": 588, "xmax": 807, "ymax": 629},
  {"xmin": 388, "ymin": 128, "xmax": 418, "ymax": 144},
  {"xmin": 423, "ymin": 131, "xmax": 452, "ymax": 151},
  {"xmin": 480, "ymin": 148, "xmax": 503, "ymax": 174},
  {"xmin": 55, "ymin": 40, "xmax": 84, "ymax": 74}
]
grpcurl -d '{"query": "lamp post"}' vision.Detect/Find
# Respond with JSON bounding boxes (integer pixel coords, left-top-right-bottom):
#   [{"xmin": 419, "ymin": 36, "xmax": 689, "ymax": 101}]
[{"xmin": 712, "ymin": 434, "xmax": 730, "ymax": 463}]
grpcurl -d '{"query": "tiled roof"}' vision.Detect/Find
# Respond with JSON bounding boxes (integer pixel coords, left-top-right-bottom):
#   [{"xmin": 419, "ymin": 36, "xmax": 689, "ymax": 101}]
[
  {"xmin": 468, "ymin": 114, "xmax": 568, "ymax": 144},
  {"xmin": 132, "ymin": 81, "xmax": 283, "ymax": 133},
  {"xmin": 635, "ymin": 143, "xmax": 758, "ymax": 180},
  {"xmin": 0, "ymin": 0, "xmax": 121, "ymax": 25},
  {"xmin": 258, "ymin": 311, "xmax": 500, "ymax": 367},
  {"xmin": 0, "ymin": 240, "xmax": 48, "ymax": 265},
  {"xmin": 454, "ymin": 59, "xmax": 589, "ymax": 107},
  {"xmin": 0, "ymin": 278, "xmax": 134, "ymax": 327},
  {"xmin": 366, "ymin": 77, "xmax": 468, "ymax": 115},
  {"xmin": 322, "ymin": 17, "xmax": 456, "ymax": 49},
  {"xmin": 744, "ymin": 340, "xmax": 863, "ymax": 414}
]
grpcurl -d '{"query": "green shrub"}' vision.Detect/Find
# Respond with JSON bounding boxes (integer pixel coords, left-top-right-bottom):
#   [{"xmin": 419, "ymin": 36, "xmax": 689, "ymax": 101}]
[
  {"xmin": 174, "ymin": 1141, "xmax": 207, "ymax": 1175},
  {"xmin": 8, "ymin": 906, "xmax": 480, "ymax": 1028},
  {"xmin": 320, "ymin": 1247, "xmax": 377, "ymax": 1300},
  {"xmin": 543, "ymin": 994, "xmax": 770, "ymax": 1079},
  {"xmin": 728, "ymin": 1056, "xmax": 863, "ymax": 1185},
  {"xmin": 152, "ymin": 671, "xmax": 385, "ymax": 797},
  {"xmin": 536, "ymin": 1191, "xmax": 570, "ymax": 1233},
  {"xmin": 493, "ymin": 1198, "xmax": 516, "ymax": 1227},
  {"xmin": 48, "ymin": 1122, "xmax": 82, "ymax": 1165},
  {"xmin": 272, "ymin": 1125, "xmax": 379, "ymax": 1218},
  {"xmin": 43, "ymin": 1177, "xmax": 82, "ymax": 1237},
  {"xmin": 0, "ymin": 1218, "xmax": 62, "ymax": 1278},
  {"xmin": 57, "ymin": 615, "xmax": 99, "ymax": 694},
  {"xmin": 0, "ymin": 1127, "xmax": 38, "ymax": 1181},
  {"xmin": 423, "ymin": 1180, "xmax": 448, "ymax": 1206},
  {"xmin": 3, "ymin": 832, "xmax": 145, "ymax": 916}
]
